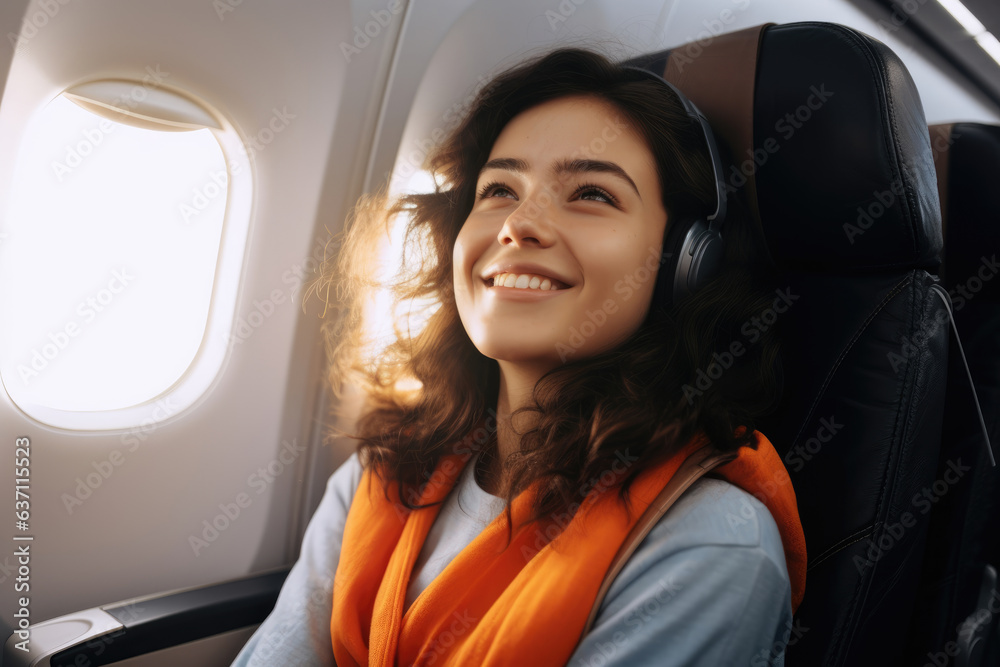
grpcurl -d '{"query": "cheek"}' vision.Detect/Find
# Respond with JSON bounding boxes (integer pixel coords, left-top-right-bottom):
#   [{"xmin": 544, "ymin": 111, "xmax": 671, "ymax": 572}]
[
  {"xmin": 576, "ymin": 243, "xmax": 662, "ymax": 343},
  {"xmin": 452, "ymin": 222, "xmax": 488, "ymax": 319},
  {"xmin": 452, "ymin": 225, "xmax": 476, "ymax": 290}
]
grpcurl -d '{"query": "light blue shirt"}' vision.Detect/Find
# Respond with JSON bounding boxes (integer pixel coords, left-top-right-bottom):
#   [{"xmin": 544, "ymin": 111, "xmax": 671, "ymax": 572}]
[{"xmin": 232, "ymin": 451, "xmax": 793, "ymax": 666}]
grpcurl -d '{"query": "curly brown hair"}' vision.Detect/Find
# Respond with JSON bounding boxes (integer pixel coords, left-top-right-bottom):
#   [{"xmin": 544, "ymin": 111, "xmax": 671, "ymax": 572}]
[{"xmin": 312, "ymin": 46, "xmax": 782, "ymax": 545}]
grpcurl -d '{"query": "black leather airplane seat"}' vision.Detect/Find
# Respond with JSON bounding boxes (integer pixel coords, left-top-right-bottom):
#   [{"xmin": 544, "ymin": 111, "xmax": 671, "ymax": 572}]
[
  {"xmin": 903, "ymin": 121, "xmax": 1000, "ymax": 667},
  {"xmin": 628, "ymin": 21, "xmax": 947, "ymax": 666}
]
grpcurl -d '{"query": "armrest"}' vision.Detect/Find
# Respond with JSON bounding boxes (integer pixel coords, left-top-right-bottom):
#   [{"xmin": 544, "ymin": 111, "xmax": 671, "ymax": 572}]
[{"xmin": 3, "ymin": 567, "xmax": 289, "ymax": 667}]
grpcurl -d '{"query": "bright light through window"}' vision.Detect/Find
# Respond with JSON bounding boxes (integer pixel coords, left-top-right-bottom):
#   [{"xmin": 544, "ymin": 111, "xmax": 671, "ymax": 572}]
[
  {"xmin": 356, "ymin": 167, "xmax": 441, "ymax": 391},
  {"xmin": 0, "ymin": 92, "xmax": 229, "ymax": 414}
]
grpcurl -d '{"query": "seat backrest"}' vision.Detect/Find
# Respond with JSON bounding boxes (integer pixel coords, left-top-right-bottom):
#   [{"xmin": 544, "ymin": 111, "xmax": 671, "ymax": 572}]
[
  {"xmin": 903, "ymin": 122, "xmax": 1000, "ymax": 664},
  {"xmin": 628, "ymin": 22, "xmax": 946, "ymax": 666}
]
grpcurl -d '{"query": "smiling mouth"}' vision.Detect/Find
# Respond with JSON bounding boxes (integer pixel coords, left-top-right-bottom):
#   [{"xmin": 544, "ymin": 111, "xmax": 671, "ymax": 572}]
[{"xmin": 486, "ymin": 272, "xmax": 570, "ymax": 291}]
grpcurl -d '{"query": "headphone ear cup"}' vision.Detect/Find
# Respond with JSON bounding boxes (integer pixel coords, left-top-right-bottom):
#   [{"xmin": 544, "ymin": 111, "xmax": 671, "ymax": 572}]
[
  {"xmin": 653, "ymin": 217, "xmax": 726, "ymax": 311},
  {"xmin": 653, "ymin": 217, "xmax": 695, "ymax": 311},
  {"xmin": 685, "ymin": 225, "xmax": 725, "ymax": 296}
]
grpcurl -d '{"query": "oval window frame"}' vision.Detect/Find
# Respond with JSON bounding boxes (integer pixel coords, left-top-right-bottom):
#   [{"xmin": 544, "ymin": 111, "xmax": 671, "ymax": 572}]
[{"xmin": 1, "ymin": 77, "xmax": 254, "ymax": 431}]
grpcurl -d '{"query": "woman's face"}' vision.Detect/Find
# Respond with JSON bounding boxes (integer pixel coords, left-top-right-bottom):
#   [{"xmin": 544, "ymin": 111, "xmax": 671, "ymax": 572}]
[{"xmin": 453, "ymin": 94, "xmax": 668, "ymax": 372}]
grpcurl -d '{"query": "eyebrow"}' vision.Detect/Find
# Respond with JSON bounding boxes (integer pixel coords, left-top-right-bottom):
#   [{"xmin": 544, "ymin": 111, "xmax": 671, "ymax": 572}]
[{"xmin": 478, "ymin": 157, "xmax": 642, "ymax": 200}]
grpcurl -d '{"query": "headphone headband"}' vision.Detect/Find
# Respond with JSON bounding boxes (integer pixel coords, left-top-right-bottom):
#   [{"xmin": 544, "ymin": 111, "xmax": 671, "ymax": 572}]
[
  {"xmin": 621, "ymin": 66, "xmax": 728, "ymax": 228},
  {"xmin": 620, "ymin": 64, "xmax": 729, "ymax": 308}
]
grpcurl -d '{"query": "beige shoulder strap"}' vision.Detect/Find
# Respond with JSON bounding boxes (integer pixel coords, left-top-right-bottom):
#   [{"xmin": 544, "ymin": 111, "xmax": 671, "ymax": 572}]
[{"xmin": 579, "ymin": 445, "xmax": 739, "ymax": 638}]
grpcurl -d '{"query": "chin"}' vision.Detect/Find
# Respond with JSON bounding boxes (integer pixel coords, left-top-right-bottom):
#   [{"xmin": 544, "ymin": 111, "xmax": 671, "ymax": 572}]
[{"xmin": 474, "ymin": 339, "xmax": 560, "ymax": 365}]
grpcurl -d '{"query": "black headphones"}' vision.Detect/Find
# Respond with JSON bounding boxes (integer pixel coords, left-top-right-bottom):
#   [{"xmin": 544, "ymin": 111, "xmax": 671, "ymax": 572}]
[{"xmin": 622, "ymin": 65, "xmax": 728, "ymax": 309}]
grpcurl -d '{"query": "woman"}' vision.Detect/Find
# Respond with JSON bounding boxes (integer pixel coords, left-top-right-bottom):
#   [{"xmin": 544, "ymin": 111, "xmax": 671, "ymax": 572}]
[{"xmin": 233, "ymin": 47, "xmax": 805, "ymax": 666}]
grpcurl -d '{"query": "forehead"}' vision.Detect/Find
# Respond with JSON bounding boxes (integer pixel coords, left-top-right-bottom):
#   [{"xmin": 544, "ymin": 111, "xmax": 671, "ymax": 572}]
[{"xmin": 487, "ymin": 94, "xmax": 654, "ymax": 175}]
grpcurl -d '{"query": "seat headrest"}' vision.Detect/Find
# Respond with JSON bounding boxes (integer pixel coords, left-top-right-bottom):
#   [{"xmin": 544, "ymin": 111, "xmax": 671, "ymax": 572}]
[
  {"xmin": 930, "ymin": 122, "xmax": 1000, "ymax": 301},
  {"xmin": 628, "ymin": 22, "xmax": 943, "ymax": 272}
]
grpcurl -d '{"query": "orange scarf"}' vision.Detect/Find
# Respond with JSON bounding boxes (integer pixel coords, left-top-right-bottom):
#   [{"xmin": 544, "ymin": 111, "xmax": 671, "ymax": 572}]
[{"xmin": 332, "ymin": 431, "xmax": 806, "ymax": 666}]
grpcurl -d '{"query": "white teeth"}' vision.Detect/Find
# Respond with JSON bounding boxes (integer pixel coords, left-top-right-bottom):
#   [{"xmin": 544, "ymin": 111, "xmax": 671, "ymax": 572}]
[{"xmin": 490, "ymin": 272, "xmax": 562, "ymax": 290}]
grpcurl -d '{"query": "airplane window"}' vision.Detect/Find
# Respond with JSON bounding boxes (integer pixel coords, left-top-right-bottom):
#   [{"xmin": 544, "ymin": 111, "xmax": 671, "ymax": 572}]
[{"xmin": 0, "ymin": 79, "xmax": 252, "ymax": 430}]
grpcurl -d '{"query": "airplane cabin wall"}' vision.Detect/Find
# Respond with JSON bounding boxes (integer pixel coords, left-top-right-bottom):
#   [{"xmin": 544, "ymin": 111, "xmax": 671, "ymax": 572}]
[{"xmin": 0, "ymin": 0, "xmax": 400, "ymax": 639}]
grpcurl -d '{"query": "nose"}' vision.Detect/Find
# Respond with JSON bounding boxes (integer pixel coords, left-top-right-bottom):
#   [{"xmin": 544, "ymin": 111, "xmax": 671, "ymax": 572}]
[{"xmin": 497, "ymin": 196, "xmax": 556, "ymax": 247}]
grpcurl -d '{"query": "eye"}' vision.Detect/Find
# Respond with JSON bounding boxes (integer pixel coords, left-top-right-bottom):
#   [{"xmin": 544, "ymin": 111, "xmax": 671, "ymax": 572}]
[
  {"xmin": 477, "ymin": 180, "xmax": 517, "ymax": 200},
  {"xmin": 572, "ymin": 183, "xmax": 619, "ymax": 207}
]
